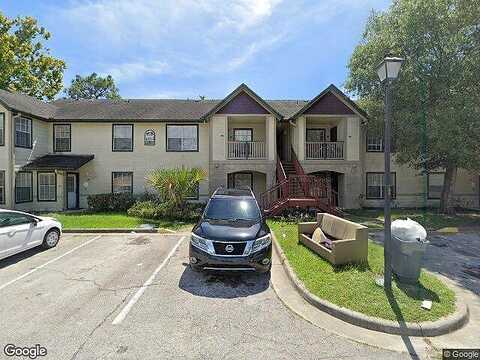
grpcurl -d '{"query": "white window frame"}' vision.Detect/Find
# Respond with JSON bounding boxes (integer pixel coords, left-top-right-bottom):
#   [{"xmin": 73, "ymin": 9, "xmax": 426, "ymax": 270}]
[
  {"xmin": 166, "ymin": 125, "xmax": 198, "ymax": 152},
  {"xmin": 54, "ymin": 124, "xmax": 71, "ymax": 152},
  {"xmin": 112, "ymin": 124, "xmax": 134, "ymax": 152},
  {"xmin": 366, "ymin": 134, "xmax": 384, "ymax": 152},
  {"xmin": 366, "ymin": 172, "xmax": 396, "ymax": 199},
  {"xmin": 37, "ymin": 172, "xmax": 57, "ymax": 202},
  {"xmin": 15, "ymin": 116, "xmax": 32, "ymax": 148},
  {"xmin": 15, "ymin": 172, "xmax": 33, "ymax": 203},
  {"xmin": 112, "ymin": 172, "xmax": 133, "ymax": 194}
]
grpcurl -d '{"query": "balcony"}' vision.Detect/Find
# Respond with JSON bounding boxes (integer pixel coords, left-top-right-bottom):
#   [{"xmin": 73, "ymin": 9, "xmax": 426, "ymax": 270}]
[
  {"xmin": 227, "ymin": 141, "xmax": 266, "ymax": 160},
  {"xmin": 305, "ymin": 142, "xmax": 344, "ymax": 160}
]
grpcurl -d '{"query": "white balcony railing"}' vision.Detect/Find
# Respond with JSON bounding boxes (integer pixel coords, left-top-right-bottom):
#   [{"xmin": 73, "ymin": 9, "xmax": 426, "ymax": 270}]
[
  {"xmin": 305, "ymin": 142, "xmax": 344, "ymax": 160},
  {"xmin": 228, "ymin": 141, "xmax": 266, "ymax": 159}
]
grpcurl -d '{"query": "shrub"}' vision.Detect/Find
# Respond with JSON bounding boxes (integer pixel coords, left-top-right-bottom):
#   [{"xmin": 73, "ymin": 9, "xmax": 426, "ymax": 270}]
[
  {"xmin": 128, "ymin": 200, "xmax": 204, "ymax": 221},
  {"xmin": 87, "ymin": 193, "xmax": 135, "ymax": 212}
]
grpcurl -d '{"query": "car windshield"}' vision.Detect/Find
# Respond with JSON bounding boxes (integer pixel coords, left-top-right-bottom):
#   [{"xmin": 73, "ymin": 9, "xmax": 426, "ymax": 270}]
[{"xmin": 204, "ymin": 198, "xmax": 261, "ymax": 221}]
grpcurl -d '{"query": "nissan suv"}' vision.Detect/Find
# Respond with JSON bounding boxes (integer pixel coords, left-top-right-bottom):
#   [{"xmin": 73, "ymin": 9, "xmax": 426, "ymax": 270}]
[{"xmin": 189, "ymin": 188, "xmax": 272, "ymax": 273}]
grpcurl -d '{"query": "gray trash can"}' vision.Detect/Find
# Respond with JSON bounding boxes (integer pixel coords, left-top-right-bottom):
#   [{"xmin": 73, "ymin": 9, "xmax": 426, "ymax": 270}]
[{"xmin": 391, "ymin": 234, "xmax": 429, "ymax": 284}]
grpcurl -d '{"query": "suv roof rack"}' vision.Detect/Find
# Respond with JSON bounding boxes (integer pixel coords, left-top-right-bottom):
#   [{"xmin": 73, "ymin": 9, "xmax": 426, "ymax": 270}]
[{"xmin": 212, "ymin": 187, "xmax": 255, "ymax": 198}]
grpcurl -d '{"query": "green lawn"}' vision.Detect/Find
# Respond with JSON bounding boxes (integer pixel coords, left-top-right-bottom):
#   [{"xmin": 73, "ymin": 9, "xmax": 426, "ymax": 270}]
[
  {"xmin": 269, "ymin": 220, "xmax": 456, "ymax": 322},
  {"xmin": 343, "ymin": 208, "xmax": 480, "ymax": 230},
  {"xmin": 44, "ymin": 212, "xmax": 195, "ymax": 231}
]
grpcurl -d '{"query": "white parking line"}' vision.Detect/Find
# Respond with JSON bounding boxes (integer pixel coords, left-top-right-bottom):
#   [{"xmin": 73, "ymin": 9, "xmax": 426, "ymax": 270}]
[
  {"xmin": 112, "ymin": 235, "xmax": 186, "ymax": 325},
  {"xmin": 0, "ymin": 235, "xmax": 102, "ymax": 292}
]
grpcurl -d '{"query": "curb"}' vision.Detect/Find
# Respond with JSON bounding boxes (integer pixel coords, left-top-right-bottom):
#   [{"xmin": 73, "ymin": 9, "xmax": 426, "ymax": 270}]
[
  {"xmin": 272, "ymin": 233, "xmax": 470, "ymax": 336},
  {"xmin": 63, "ymin": 228, "xmax": 167, "ymax": 234}
]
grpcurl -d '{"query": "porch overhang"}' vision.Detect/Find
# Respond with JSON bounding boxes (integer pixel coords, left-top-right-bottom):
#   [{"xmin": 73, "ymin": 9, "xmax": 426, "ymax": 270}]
[{"xmin": 22, "ymin": 154, "xmax": 94, "ymax": 171}]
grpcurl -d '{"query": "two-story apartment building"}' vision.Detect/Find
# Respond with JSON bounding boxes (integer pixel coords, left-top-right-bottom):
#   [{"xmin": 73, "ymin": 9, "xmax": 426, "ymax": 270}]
[{"xmin": 0, "ymin": 84, "xmax": 478, "ymax": 213}]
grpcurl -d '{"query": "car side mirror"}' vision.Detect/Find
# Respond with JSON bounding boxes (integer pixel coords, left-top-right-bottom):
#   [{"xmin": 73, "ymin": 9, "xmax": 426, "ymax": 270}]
[{"xmin": 31, "ymin": 218, "xmax": 39, "ymax": 226}]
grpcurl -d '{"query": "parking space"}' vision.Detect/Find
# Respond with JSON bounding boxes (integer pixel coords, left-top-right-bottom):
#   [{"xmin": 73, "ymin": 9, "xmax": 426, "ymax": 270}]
[{"xmin": 0, "ymin": 233, "xmax": 407, "ymax": 359}]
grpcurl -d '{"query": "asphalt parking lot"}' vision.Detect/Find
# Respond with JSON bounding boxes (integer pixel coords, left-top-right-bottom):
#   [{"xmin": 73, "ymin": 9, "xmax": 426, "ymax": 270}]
[{"xmin": 0, "ymin": 233, "xmax": 409, "ymax": 359}]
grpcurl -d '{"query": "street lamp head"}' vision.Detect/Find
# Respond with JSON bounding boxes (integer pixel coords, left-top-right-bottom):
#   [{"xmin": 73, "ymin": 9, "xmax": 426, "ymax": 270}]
[{"xmin": 376, "ymin": 56, "xmax": 404, "ymax": 82}]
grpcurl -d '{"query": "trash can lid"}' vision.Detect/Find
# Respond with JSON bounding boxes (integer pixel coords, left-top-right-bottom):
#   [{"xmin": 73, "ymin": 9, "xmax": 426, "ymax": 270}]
[{"xmin": 391, "ymin": 218, "xmax": 427, "ymax": 242}]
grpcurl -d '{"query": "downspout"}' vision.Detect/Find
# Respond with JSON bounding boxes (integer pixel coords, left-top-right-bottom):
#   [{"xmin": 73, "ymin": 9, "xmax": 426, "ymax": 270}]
[{"xmin": 8, "ymin": 112, "xmax": 15, "ymax": 209}]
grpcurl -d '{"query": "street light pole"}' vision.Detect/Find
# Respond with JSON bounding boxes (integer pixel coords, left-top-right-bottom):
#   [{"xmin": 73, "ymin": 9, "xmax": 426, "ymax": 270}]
[
  {"xmin": 376, "ymin": 56, "xmax": 404, "ymax": 291},
  {"xmin": 383, "ymin": 80, "xmax": 393, "ymax": 290}
]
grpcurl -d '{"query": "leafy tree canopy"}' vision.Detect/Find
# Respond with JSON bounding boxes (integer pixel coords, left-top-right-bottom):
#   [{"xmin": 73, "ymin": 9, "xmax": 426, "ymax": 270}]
[
  {"xmin": 0, "ymin": 11, "xmax": 66, "ymax": 100},
  {"xmin": 346, "ymin": 0, "xmax": 480, "ymax": 212},
  {"xmin": 64, "ymin": 73, "xmax": 121, "ymax": 100}
]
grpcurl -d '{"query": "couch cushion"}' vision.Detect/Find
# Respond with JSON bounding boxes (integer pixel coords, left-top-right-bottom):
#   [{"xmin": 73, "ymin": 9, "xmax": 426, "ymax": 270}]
[
  {"xmin": 312, "ymin": 227, "xmax": 327, "ymax": 243},
  {"xmin": 320, "ymin": 213, "xmax": 359, "ymax": 239}
]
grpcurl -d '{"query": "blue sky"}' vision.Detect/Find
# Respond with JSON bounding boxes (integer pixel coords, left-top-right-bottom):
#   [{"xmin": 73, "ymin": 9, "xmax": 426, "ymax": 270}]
[{"xmin": 3, "ymin": 0, "xmax": 391, "ymax": 100}]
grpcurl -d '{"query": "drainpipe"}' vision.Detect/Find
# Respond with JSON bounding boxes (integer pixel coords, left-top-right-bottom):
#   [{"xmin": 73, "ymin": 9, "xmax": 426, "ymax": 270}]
[{"xmin": 8, "ymin": 112, "xmax": 15, "ymax": 209}]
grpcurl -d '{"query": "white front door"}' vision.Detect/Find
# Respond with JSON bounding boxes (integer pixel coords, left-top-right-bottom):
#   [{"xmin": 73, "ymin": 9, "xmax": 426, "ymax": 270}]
[{"xmin": 67, "ymin": 174, "xmax": 77, "ymax": 209}]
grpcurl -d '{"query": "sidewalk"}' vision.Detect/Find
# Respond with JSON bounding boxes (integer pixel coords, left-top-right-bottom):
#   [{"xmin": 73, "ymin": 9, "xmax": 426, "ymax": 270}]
[{"xmin": 270, "ymin": 242, "xmax": 480, "ymax": 359}]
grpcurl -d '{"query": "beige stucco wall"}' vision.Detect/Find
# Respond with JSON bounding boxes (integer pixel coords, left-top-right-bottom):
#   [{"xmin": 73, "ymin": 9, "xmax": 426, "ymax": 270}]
[
  {"xmin": 67, "ymin": 122, "xmax": 210, "ymax": 208},
  {"xmin": 362, "ymin": 152, "xmax": 479, "ymax": 208}
]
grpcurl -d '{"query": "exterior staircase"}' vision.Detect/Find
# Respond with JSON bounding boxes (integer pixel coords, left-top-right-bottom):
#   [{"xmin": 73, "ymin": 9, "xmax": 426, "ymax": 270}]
[{"xmin": 260, "ymin": 148, "xmax": 342, "ymax": 217}]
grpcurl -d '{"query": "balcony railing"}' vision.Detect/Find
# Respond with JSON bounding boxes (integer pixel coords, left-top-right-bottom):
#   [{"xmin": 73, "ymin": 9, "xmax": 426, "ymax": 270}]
[
  {"xmin": 227, "ymin": 141, "xmax": 266, "ymax": 159},
  {"xmin": 305, "ymin": 141, "xmax": 344, "ymax": 160}
]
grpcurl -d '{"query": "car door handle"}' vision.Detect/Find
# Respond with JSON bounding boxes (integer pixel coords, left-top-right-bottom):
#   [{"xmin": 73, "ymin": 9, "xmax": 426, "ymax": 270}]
[{"xmin": 8, "ymin": 231, "xmax": 17, "ymax": 237}]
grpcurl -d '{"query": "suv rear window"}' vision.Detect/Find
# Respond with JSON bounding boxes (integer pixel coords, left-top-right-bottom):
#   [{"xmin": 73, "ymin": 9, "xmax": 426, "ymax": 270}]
[{"xmin": 205, "ymin": 198, "xmax": 261, "ymax": 221}]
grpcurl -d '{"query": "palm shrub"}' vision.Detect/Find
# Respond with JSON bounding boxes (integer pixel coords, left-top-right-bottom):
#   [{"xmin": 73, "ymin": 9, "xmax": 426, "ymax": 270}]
[{"xmin": 146, "ymin": 167, "xmax": 207, "ymax": 214}]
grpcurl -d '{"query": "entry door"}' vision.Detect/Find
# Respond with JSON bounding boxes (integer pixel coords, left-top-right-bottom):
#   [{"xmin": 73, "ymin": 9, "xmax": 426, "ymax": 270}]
[
  {"xmin": 67, "ymin": 173, "xmax": 78, "ymax": 209},
  {"xmin": 234, "ymin": 129, "xmax": 253, "ymax": 158}
]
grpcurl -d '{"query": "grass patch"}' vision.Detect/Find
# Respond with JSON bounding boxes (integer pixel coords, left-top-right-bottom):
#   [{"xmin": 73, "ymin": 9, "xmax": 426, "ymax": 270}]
[
  {"xmin": 269, "ymin": 220, "xmax": 456, "ymax": 322},
  {"xmin": 344, "ymin": 208, "xmax": 480, "ymax": 230},
  {"xmin": 44, "ymin": 212, "xmax": 195, "ymax": 231}
]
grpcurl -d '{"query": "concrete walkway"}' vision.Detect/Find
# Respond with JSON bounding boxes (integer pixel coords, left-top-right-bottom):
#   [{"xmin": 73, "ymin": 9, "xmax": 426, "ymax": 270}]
[{"xmin": 271, "ymin": 236, "xmax": 480, "ymax": 359}]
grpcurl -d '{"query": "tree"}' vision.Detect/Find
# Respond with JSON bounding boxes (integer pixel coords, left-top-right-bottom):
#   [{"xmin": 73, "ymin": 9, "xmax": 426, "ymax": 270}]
[
  {"xmin": 0, "ymin": 11, "xmax": 66, "ymax": 100},
  {"xmin": 146, "ymin": 167, "xmax": 207, "ymax": 211},
  {"xmin": 346, "ymin": 0, "xmax": 480, "ymax": 213},
  {"xmin": 64, "ymin": 73, "xmax": 121, "ymax": 100}
]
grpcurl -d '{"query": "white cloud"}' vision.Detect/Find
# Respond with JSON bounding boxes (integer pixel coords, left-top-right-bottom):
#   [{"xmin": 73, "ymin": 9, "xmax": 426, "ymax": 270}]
[{"xmin": 104, "ymin": 60, "xmax": 168, "ymax": 81}]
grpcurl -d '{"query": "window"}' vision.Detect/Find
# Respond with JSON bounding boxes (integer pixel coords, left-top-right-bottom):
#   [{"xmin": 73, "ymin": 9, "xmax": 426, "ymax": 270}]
[
  {"xmin": 54, "ymin": 124, "xmax": 71, "ymax": 152},
  {"xmin": 428, "ymin": 173, "xmax": 444, "ymax": 199},
  {"xmin": 37, "ymin": 172, "xmax": 57, "ymax": 201},
  {"xmin": 112, "ymin": 172, "xmax": 133, "ymax": 194},
  {"xmin": 15, "ymin": 117, "xmax": 32, "ymax": 148},
  {"xmin": 366, "ymin": 172, "xmax": 396, "ymax": 199},
  {"xmin": 367, "ymin": 134, "xmax": 384, "ymax": 152},
  {"xmin": 112, "ymin": 124, "xmax": 134, "ymax": 151},
  {"xmin": 0, "ymin": 212, "xmax": 34, "ymax": 228},
  {"xmin": 166, "ymin": 125, "xmax": 198, "ymax": 152},
  {"xmin": 306, "ymin": 128, "xmax": 326, "ymax": 142},
  {"xmin": 0, "ymin": 171, "xmax": 4, "ymax": 204},
  {"xmin": 144, "ymin": 129, "xmax": 156, "ymax": 146},
  {"xmin": 0, "ymin": 113, "xmax": 5, "ymax": 146},
  {"xmin": 233, "ymin": 129, "xmax": 253, "ymax": 142},
  {"xmin": 15, "ymin": 172, "xmax": 33, "ymax": 203}
]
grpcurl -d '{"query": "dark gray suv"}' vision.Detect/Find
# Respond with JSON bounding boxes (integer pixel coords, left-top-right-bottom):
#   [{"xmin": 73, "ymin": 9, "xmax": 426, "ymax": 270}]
[{"xmin": 189, "ymin": 188, "xmax": 272, "ymax": 273}]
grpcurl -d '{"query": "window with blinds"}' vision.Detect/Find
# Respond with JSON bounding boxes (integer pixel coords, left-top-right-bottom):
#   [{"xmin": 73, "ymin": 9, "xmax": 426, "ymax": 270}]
[
  {"xmin": 112, "ymin": 124, "xmax": 134, "ymax": 151},
  {"xmin": 112, "ymin": 172, "xmax": 133, "ymax": 194},
  {"xmin": 15, "ymin": 172, "xmax": 33, "ymax": 203},
  {"xmin": 166, "ymin": 125, "xmax": 198, "ymax": 151},
  {"xmin": 38, "ymin": 173, "xmax": 56, "ymax": 201},
  {"xmin": 54, "ymin": 124, "xmax": 71, "ymax": 152},
  {"xmin": 15, "ymin": 117, "xmax": 32, "ymax": 148},
  {"xmin": 366, "ymin": 172, "xmax": 396, "ymax": 199}
]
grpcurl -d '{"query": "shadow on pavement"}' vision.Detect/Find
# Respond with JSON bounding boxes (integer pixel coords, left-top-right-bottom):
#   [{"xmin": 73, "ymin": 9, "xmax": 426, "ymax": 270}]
[
  {"xmin": 0, "ymin": 246, "xmax": 45, "ymax": 269},
  {"xmin": 178, "ymin": 264, "xmax": 270, "ymax": 299},
  {"xmin": 385, "ymin": 288, "xmax": 420, "ymax": 360}
]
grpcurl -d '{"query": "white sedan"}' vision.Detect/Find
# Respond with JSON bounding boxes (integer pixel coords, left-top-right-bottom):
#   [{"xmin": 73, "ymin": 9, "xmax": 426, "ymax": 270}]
[{"xmin": 0, "ymin": 210, "xmax": 62, "ymax": 261}]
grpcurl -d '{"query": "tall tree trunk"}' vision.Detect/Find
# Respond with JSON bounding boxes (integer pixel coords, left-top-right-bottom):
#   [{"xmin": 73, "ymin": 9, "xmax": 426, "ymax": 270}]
[{"xmin": 440, "ymin": 163, "xmax": 457, "ymax": 214}]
